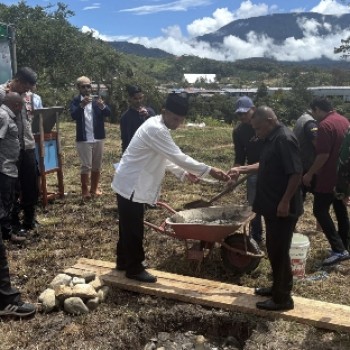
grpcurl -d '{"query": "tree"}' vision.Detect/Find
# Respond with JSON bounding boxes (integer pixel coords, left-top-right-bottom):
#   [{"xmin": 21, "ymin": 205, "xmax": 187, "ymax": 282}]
[
  {"xmin": 335, "ymin": 36, "xmax": 350, "ymax": 58},
  {"xmin": 0, "ymin": 2, "xmax": 161, "ymax": 121},
  {"xmin": 279, "ymin": 69, "xmax": 313, "ymax": 123},
  {"xmin": 255, "ymin": 82, "xmax": 270, "ymax": 105}
]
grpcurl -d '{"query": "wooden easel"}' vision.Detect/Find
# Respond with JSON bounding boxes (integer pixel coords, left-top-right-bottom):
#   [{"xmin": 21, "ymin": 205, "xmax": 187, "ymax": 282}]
[{"xmin": 33, "ymin": 107, "xmax": 64, "ymax": 208}]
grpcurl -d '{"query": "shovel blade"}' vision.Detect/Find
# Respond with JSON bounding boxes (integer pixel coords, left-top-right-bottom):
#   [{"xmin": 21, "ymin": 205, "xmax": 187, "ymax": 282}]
[{"xmin": 183, "ymin": 199, "xmax": 211, "ymax": 209}]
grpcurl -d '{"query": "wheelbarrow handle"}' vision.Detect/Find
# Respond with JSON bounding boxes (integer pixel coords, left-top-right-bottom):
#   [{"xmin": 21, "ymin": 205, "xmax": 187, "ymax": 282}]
[
  {"xmin": 143, "ymin": 220, "xmax": 177, "ymax": 238},
  {"xmin": 143, "ymin": 220, "xmax": 165, "ymax": 233}
]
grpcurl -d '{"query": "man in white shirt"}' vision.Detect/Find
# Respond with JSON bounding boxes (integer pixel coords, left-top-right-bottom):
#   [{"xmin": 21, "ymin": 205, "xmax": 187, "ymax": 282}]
[
  {"xmin": 111, "ymin": 93, "xmax": 230, "ymax": 282},
  {"xmin": 70, "ymin": 76, "xmax": 111, "ymax": 200}
]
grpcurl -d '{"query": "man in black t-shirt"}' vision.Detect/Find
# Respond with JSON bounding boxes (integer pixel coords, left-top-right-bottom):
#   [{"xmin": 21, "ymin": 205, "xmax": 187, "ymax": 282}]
[{"xmin": 228, "ymin": 106, "xmax": 303, "ymax": 311}]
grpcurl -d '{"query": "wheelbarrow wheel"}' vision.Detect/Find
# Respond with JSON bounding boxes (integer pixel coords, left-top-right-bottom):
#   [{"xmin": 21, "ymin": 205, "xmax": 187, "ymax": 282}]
[{"xmin": 220, "ymin": 234, "xmax": 261, "ymax": 274}]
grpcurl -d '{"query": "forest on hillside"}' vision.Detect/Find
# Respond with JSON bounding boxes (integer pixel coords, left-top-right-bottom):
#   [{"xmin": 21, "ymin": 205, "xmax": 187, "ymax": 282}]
[{"xmin": 1, "ymin": 1, "xmax": 350, "ymax": 122}]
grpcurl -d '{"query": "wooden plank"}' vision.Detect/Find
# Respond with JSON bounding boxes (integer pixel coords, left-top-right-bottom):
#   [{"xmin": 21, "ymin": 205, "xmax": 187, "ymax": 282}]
[
  {"xmin": 69, "ymin": 258, "xmax": 255, "ymax": 294},
  {"xmin": 65, "ymin": 258, "xmax": 350, "ymax": 333}
]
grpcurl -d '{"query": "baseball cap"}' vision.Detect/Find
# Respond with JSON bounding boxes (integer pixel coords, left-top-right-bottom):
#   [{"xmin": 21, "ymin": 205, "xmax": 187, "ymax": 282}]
[
  {"xmin": 126, "ymin": 85, "xmax": 142, "ymax": 97},
  {"xmin": 235, "ymin": 96, "xmax": 254, "ymax": 113}
]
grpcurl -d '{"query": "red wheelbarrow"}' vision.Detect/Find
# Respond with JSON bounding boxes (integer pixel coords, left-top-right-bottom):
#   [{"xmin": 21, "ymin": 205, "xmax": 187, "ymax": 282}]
[{"xmin": 144, "ymin": 202, "xmax": 264, "ymax": 274}]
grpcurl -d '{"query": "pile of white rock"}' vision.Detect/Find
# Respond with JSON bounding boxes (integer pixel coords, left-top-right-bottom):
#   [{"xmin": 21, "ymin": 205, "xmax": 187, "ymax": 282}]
[{"xmin": 38, "ymin": 272, "xmax": 109, "ymax": 314}]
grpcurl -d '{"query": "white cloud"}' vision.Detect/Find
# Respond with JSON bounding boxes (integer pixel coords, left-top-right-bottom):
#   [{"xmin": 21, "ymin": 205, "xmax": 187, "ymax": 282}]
[
  {"xmin": 235, "ymin": 0, "xmax": 269, "ymax": 18},
  {"xmin": 81, "ymin": 25, "xmax": 131, "ymax": 41},
  {"xmin": 83, "ymin": 3, "xmax": 101, "ymax": 11},
  {"xmin": 187, "ymin": 1, "xmax": 271, "ymax": 37},
  {"xmin": 127, "ymin": 14, "xmax": 350, "ymax": 62},
  {"xmin": 187, "ymin": 8, "xmax": 234, "ymax": 37},
  {"xmin": 311, "ymin": 0, "xmax": 350, "ymax": 15},
  {"xmin": 119, "ymin": 0, "xmax": 211, "ymax": 15},
  {"xmin": 161, "ymin": 25, "xmax": 184, "ymax": 40},
  {"xmin": 296, "ymin": 17, "xmax": 322, "ymax": 36}
]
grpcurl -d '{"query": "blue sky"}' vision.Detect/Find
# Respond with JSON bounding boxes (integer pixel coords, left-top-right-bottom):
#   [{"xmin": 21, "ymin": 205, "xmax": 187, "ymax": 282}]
[{"xmin": 2, "ymin": 0, "xmax": 350, "ymax": 61}]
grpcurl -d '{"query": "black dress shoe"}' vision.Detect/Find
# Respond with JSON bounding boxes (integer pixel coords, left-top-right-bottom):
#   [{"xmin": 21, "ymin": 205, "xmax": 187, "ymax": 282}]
[
  {"xmin": 126, "ymin": 270, "xmax": 157, "ymax": 283},
  {"xmin": 116, "ymin": 261, "xmax": 148, "ymax": 271},
  {"xmin": 254, "ymin": 287, "xmax": 273, "ymax": 297},
  {"xmin": 256, "ymin": 298, "xmax": 294, "ymax": 311}
]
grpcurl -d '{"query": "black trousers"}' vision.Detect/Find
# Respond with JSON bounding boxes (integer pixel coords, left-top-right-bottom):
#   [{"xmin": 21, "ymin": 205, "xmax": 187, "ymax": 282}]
[
  {"xmin": 264, "ymin": 215, "xmax": 298, "ymax": 304},
  {"xmin": 116, "ymin": 194, "xmax": 145, "ymax": 275},
  {"xmin": 12, "ymin": 149, "xmax": 39, "ymax": 225},
  {"xmin": 0, "ymin": 173, "xmax": 21, "ymax": 307},
  {"xmin": 313, "ymin": 192, "xmax": 350, "ymax": 252},
  {"xmin": 0, "ymin": 172, "xmax": 14, "ymax": 237}
]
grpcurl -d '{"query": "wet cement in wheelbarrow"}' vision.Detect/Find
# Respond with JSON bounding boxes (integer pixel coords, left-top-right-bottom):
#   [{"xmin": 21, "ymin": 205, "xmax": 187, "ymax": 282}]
[{"xmin": 169, "ymin": 205, "xmax": 252, "ymax": 225}]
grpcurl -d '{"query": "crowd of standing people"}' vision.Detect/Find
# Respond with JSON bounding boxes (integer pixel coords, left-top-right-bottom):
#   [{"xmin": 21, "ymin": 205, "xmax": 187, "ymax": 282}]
[
  {"xmin": 1, "ymin": 67, "xmax": 350, "ymax": 318},
  {"xmin": 0, "ymin": 67, "xmax": 40, "ymax": 318}
]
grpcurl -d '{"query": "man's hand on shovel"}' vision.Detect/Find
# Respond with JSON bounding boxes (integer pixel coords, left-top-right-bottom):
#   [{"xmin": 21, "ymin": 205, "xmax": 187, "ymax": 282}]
[
  {"xmin": 227, "ymin": 167, "xmax": 240, "ymax": 182},
  {"xmin": 209, "ymin": 167, "xmax": 231, "ymax": 182}
]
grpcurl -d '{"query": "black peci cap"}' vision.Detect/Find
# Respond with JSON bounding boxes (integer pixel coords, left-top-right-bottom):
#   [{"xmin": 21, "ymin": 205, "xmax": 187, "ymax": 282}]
[
  {"xmin": 165, "ymin": 93, "xmax": 189, "ymax": 116},
  {"xmin": 14, "ymin": 67, "xmax": 37, "ymax": 85}
]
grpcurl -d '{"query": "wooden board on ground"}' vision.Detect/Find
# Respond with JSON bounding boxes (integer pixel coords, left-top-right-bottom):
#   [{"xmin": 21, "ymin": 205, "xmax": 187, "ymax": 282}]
[{"xmin": 65, "ymin": 258, "xmax": 350, "ymax": 333}]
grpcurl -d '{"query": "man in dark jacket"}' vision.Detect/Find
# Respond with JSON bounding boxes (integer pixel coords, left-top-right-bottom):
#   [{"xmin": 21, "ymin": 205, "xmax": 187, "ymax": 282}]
[{"xmin": 70, "ymin": 76, "xmax": 111, "ymax": 200}]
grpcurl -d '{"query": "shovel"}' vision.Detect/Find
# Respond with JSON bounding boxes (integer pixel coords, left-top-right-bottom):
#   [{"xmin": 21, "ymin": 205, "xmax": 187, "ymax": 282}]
[{"xmin": 183, "ymin": 174, "xmax": 250, "ymax": 209}]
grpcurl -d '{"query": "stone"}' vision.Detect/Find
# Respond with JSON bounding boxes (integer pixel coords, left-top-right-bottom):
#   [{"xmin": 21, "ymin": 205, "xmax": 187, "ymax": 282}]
[
  {"xmin": 223, "ymin": 336, "xmax": 240, "ymax": 348},
  {"xmin": 144, "ymin": 342, "xmax": 156, "ymax": 350},
  {"xmin": 97, "ymin": 285, "xmax": 109, "ymax": 302},
  {"xmin": 194, "ymin": 335, "xmax": 206, "ymax": 350},
  {"xmin": 158, "ymin": 332, "xmax": 171, "ymax": 342},
  {"xmin": 49, "ymin": 273, "xmax": 72, "ymax": 288},
  {"xmin": 81, "ymin": 272, "xmax": 96, "ymax": 283},
  {"xmin": 72, "ymin": 283, "xmax": 98, "ymax": 299},
  {"xmin": 38, "ymin": 288, "xmax": 57, "ymax": 313},
  {"xmin": 89, "ymin": 277, "xmax": 104, "ymax": 290},
  {"xmin": 65, "ymin": 271, "xmax": 95, "ymax": 283},
  {"xmin": 86, "ymin": 297, "xmax": 100, "ymax": 311},
  {"xmin": 64, "ymin": 297, "xmax": 89, "ymax": 315},
  {"xmin": 54, "ymin": 285, "xmax": 73, "ymax": 302},
  {"xmin": 72, "ymin": 277, "xmax": 85, "ymax": 285}
]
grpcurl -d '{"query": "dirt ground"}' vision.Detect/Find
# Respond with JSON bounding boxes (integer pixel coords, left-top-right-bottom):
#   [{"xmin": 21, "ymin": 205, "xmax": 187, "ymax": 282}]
[{"xmin": 1, "ymin": 121, "xmax": 350, "ymax": 350}]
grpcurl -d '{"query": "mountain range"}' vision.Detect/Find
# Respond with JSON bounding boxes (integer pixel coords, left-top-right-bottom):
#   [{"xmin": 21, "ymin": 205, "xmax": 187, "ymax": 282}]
[
  {"xmin": 198, "ymin": 12, "xmax": 350, "ymax": 45},
  {"xmin": 108, "ymin": 12, "xmax": 350, "ymax": 65}
]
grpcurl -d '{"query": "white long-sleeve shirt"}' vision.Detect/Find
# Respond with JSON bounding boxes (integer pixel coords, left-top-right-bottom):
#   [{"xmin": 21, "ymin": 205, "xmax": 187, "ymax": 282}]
[{"xmin": 111, "ymin": 114, "xmax": 211, "ymax": 204}]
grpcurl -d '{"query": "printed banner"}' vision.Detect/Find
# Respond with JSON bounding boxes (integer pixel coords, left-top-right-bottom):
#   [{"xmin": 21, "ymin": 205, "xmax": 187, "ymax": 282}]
[{"xmin": 0, "ymin": 23, "xmax": 12, "ymax": 83}]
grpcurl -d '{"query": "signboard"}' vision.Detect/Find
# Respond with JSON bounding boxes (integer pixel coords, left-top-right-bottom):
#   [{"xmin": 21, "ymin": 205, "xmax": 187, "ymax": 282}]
[{"xmin": 0, "ymin": 24, "xmax": 12, "ymax": 83}]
